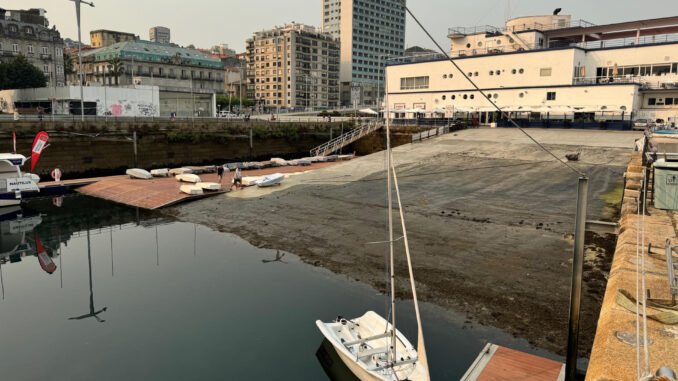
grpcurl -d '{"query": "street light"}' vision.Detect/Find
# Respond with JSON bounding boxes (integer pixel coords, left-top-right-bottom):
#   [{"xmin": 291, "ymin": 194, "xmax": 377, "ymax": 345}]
[{"xmin": 69, "ymin": 0, "xmax": 95, "ymax": 122}]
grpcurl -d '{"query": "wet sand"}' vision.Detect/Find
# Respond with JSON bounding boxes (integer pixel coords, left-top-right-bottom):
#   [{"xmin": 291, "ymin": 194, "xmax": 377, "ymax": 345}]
[{"xmin": 168, "ymin": 128, "xmax": 641, "ymax": 357}]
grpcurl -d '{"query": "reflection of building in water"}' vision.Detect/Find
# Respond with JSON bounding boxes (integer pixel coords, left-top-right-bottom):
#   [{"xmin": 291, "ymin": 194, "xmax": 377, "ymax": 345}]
[{"xmin": 0, "ymin": 205, "xmax": 45, "ymax": 265}]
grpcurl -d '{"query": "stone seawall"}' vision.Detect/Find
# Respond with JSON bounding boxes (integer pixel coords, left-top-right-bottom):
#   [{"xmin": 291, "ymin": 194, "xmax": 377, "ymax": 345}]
[{"xmin": 3, "ymin": 120, "xmax": 426, "ymax": 178}]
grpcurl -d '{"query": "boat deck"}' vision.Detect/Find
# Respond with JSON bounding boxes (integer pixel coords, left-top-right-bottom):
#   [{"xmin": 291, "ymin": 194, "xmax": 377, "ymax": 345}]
[
  {"xmin": 461, "ymin": 344, "xmax": 564, "ymax": 381},
  {"xmin": 39, "ymin": 162, "xmax": 338, "ymax": 210}
]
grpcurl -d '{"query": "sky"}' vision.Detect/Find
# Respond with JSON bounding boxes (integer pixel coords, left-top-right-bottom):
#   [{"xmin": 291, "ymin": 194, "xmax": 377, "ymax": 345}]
[{"xmin": 4, "ymin": 0, "xmax": 676, "ymax": 52}]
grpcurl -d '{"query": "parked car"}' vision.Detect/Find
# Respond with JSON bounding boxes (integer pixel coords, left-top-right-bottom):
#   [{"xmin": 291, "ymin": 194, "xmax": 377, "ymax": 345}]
[
  {"xmin": 219, "ymin": 111, "xmax": 242, "ymax": 119},
  {"xmin": 632, "ymin": 118, "xmax": 652, "ymax": 130}
]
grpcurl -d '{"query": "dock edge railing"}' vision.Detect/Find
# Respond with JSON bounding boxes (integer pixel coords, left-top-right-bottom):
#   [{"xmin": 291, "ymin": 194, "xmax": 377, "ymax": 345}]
[{"xmin": 310, "ymin": 121, "xmax": 382, "ymax": 157}]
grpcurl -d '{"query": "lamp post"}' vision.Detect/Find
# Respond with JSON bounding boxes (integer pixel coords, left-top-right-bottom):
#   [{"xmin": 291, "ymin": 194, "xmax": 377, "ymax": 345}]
[
  {"xmin": 69, "ymin": 0, "xmax": 94, "ymax": 122},
  {"xmin": 239, "ymin": 59, "xmax": 243, "ymax": 112}
]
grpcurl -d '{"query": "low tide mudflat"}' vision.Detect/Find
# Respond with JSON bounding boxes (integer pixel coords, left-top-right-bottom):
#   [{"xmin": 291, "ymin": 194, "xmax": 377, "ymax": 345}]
[{"xmin": 171, "ymin": 128, "xmax": 642, "ymax": 358}]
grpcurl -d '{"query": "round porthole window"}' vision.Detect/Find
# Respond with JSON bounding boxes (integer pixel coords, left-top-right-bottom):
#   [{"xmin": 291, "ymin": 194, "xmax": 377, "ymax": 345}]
[
  {"xmin": 470, "ymin": 94, "xmax": 475, "ymax": 99},
  {"xmin": 468, "ymin": 72, "xmax": 473, "ymax": 77},
  {"xmin": 519, "ymin": 68, "xmax": 524, "ymax": 74},
  {"xmin": 443, "ymin": 74, "xmax": 447, "ymax": 79},
  {"xmin": 463, "ymin": 94, "xmax": 468, "ymax": 99},
  {"xmin": 493, "ymin": 93, "xmax": 498, "ymax": 99},
  {"xmin": 489, "ymin": 71, "xmax": 494, "ymax": 75},
  {"xmin": 496, "ymin": 70, "xmax": 501, "ymax": 75},
  {"xmin": 466, "ymin": 43, "xmax": 471, "ymax": 48},
  {"xmin": 451, "ymin": 95, "xmax": 456, "ymax": 100},
  {"xmin": 442, "ymin": 95, "xmax": 446, "ymax": 100},
  {"xmin": 478, "ymin": 41, "xmax": 483, "ymax": 47},
  {"xmin": 474, "ymin": 72, "xmax": 479, "ymax": 76},
  {"xmin": 512, "ymin": 69, "xmax": 517, "ymax": 74},
  {"xmin": 449, "ymin": 73, "xmax": 453, "ymax": 78},
  {"xmin": 496, "ymin": 40, "xmax": 502, "ymax": 45},
  {"xmin": 519, "ymin": 92, "xmax": 525, "ymax": 98}
]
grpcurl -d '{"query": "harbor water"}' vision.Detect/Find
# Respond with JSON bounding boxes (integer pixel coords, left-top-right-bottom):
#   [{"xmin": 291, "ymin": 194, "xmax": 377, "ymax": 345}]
[{"xmin": 0, "ymin": 195, "xmax": 558, "ymax": 380}]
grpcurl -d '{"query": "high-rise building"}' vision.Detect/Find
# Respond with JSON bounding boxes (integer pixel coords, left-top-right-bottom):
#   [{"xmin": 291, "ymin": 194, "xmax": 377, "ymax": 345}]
[
  {"xmin": 90, "ymin": 29, "xmax": 138, "ymax": 48},
  {"xmin": 321, "ymin": 0, "xmax": 406, "ymax": 106},
  {"xmin": 246, "ymin": 23, "xmax": 340, "ymax": 111},
  {"xmin": 149, "ymin": 26, "xmax": 170, "ymax": 44}
]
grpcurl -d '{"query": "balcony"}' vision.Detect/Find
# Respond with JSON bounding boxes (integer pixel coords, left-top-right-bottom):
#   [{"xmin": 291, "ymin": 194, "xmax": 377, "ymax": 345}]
[
  {"xmin": 40, "ymin": 53, "xmax": 51, "ymax": 60},
  {"xmin": 573, "ymin": 75, "xmax": 678, "ymax": 90}
]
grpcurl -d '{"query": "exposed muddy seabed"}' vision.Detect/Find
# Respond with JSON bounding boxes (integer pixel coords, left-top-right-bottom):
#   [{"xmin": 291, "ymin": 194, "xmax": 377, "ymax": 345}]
[{"xmin": 167, "ymin": 129, "xmax": 637, "ymax": 358}]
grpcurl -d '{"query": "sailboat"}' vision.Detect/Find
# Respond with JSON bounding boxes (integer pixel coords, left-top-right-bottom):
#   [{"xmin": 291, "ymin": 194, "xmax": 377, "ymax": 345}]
[{"xmin": 315, "ymin": 72, "xmax": 430, "ymax": 381}]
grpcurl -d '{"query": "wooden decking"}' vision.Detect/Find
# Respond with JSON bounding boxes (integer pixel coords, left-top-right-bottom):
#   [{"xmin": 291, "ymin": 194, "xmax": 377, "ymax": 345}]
[
  {"xmin": 43, "ymin": 162, "xmax": 339, "ymax": 210},
  {"xmin": 462, "ymin": 344, "xmax": 564, "ymax": 381}
]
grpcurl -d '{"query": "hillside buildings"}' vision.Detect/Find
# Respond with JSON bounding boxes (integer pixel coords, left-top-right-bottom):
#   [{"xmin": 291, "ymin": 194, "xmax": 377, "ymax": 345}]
[
  {"xmin": 385, "ymin": 14, "xmax": 678, "ymax": 128},
  {"xmin": 90, "ymin": 29, "xmax": 138, "ymax": 48},
  {"xmin": 0, "ymin": 8, "xmax": 65, "ymax": 87},
  {"xmin": 149, "ymin": 26, "xmax": 171, "ymax": 44},
  {"xmin": 321, "ymin": 0, "xmax": 406, "ymax": 106},
  {"xmin": 245, "ymin": 23, "xmax": 339, "ymax": 111}
]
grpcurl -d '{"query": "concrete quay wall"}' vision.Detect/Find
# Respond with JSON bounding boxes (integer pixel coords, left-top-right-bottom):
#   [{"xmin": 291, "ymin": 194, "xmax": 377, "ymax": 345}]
[{"xmin": 586, "ymin": 150, "xmax": 678, "ymax": 380}]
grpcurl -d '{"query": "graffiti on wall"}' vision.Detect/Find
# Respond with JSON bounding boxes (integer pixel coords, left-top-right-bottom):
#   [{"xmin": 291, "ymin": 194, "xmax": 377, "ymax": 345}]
[
  {"xmin": 137, "ymin": 104, "xmax": 158, "ymax": 117},
  {"xmin": 110, "ymin": 104, "xmax": 122, "ymax": 116}
]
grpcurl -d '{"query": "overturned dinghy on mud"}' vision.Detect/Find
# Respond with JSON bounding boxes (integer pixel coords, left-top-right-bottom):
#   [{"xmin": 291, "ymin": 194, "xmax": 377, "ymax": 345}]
[
  {"xmin": 150, "ymin": 168, "xmax": 169, "ymax": 177},
  {"xmin": 169, "ymin": 167, "xmax": 193, "ymax": 176},
  {"xmin": 197, "ymin": 182, "xmax": 221, "ymax": 191},
  {"xmin": 256, "ymin": 173, "xmax": 284, "ymax": 187}
]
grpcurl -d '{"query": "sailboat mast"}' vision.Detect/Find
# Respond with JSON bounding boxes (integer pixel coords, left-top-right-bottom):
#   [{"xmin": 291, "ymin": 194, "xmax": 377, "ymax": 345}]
[{"xmin": 384, "ymin": 63, "xmax": 397, "ymax": 366}]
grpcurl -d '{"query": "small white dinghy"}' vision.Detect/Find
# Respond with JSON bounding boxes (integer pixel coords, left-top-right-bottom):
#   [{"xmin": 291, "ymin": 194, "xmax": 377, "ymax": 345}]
[
  {"xmin": 176, "ymin": 174, "xmax": 201, "ymax": 183},
  {"xmin": 150, "ymin": 168, "xmax": 169, "ymax": 177},
  {"xmin": 197, "ymin": 182, "xmax": 221, "ymax": 191},
  {"xmin": 256, "ymin": 173, "xmax": 284, "ymax": 187},
  {"xmin": 180, "ymin": 184, "xmax": 203, "ymax": 195},
  {"xmin": 316, "ymin": 311, "xmax": 429, "ymax": 381},
  {"xmin": 270, "ymin": 158, "xmax": 288, "ymax": 166},
  {"xmin": 126, "ymin": 168, "xmax": 152, "ymax": 180},
  {"xmin": 241, "ymin": 176, "xmax": 263, "ymax": 187},
  {"xmin": 169, "ymin": 167, "xmax": 193, "ymax": 176}
]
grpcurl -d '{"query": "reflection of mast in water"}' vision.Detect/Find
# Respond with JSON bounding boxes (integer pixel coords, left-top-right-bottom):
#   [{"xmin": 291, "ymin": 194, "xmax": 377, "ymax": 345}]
[
  {"xmin": 59, "ymin": 234, "xmax": 63, "ymax": 289},
  {"xmin": 1, "ymin": 262, "xmax": 4, "ymax": 300},
  {"xmin": 155, "ymin": 219, "xmax": 159, "ymax": 266},
  {"xmin": 68, "ymin": 229, "xmax": 107, "ymax": 323},
  {"xmin": 193, "ymin": 224, "xmax": 197, "ymax": 257},
  {"xmin": 110, "ymin": 228, "xmax": 114, "ymax": 277}
]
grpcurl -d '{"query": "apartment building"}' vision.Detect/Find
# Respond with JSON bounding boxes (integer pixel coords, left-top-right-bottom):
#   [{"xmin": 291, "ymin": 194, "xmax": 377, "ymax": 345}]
[
  {"xmin": 0, "ymin": 8, "xmax": 65, "ymax": 87},
  {"xmin": 90, "ymin": 29, "xmax": 138, "ymax": 48},
  {"xmin": 246, "ymin": 23, "xmax": 339, "ymax": 111},
  {"xmin": 321, "ymin": 0, "xmax": 406, "ymax": 106},
  {"xmin": 149, "ymin": 26, "xmax": 171, "ymax": 44}
]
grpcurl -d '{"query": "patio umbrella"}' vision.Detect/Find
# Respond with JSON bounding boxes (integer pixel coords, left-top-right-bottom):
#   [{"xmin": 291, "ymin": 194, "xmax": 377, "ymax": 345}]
[{"xmin": 358, "ymin": 108, "xmax": 378, "ymax": 115}]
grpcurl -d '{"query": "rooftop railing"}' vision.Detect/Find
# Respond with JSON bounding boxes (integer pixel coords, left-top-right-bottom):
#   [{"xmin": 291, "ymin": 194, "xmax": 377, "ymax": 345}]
[{"xmin": 448, "ymin": 19, "xmax": 595, "ymax": 37}]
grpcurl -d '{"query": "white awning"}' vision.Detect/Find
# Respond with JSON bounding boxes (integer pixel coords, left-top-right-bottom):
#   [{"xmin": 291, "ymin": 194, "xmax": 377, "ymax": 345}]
[{"xmin": 359, "ymin": 108, "xmax": 378, "ymax": 115}]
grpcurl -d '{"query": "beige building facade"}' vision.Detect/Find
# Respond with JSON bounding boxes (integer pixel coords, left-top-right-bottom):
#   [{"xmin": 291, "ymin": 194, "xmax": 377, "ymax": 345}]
[
  {"xmin": 90, "ymin": 29, "xmax": 138, "ymax": 48},
  {"xmin": 246, "ymin": 23, "xmax": 339, "ymax": 111}
]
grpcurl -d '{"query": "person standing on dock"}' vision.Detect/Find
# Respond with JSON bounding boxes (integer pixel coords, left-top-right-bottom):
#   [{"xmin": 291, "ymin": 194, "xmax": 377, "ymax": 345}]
[{"xmin": 217, "ymin": 165, "xmax": 224, "ymax": 183}]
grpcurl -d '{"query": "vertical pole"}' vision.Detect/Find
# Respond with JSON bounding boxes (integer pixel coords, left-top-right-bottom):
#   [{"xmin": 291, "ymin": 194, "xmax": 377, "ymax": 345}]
[
  {"xmin": 239, "ymin": 60, "xmax": 243, "ymax": 112},
  {"xmin": 249, "ymin": 127, "xmax": 253, "ymax": 159},
  {"xmin": 132, "ymin": 131, "xmax": 138, "ymax": 167},
  {"xmin": 74, "ymin": 1, "xmax": 85, "ymax": 122},
  {"xmin": 566, "ymin": 176, "xmax": 589, "ymax": 381}
]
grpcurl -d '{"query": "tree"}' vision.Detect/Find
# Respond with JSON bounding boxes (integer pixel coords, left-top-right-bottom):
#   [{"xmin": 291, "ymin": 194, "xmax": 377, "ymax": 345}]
[
  {"xmin": 63, "ymin": 53, "xmax": 75, "ymax": 75},
  {"xmin": 216, "ymin": 94, "xmax": 254, "ymax": 110},
  {"xmin": 106, "ymin": 57, "xmax": 124, "ymax": 86},
  {"xmin": 0, "ymin": 55, "xmax": 47, "ymax": 90}
]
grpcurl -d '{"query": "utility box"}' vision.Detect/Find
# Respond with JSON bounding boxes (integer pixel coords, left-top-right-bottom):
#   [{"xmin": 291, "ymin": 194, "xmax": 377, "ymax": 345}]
[{"xmin": 654, "ymin": 159, "xmax": 678, "ymax": 210}]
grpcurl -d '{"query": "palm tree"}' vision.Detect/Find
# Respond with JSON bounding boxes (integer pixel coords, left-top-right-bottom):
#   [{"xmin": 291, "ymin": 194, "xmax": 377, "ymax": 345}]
[{"xmin": 106, "ymin": 57, "xmax": 124, "ymax": 86}]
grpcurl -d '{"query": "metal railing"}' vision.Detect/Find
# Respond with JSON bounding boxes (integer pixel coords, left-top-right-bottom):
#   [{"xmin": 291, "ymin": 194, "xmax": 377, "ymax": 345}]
[
  {"xmin": 411, "ymin": 124, "xmax": 462, "ymax": 143},
  {"xmin": 573, "ymin": 76, "xmax": 678, "ymax": 90},
  {"xmin": 310, "ymin": 121, "xmax": 382, "ymax": 157},
  {"xmin": 447, "ymin": 19, "xmax": 595, "ymax": 37}
]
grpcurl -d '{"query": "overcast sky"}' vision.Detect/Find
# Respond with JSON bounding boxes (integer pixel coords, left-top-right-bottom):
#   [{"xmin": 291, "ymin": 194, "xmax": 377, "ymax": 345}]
[{"xmin": 4, "ymin": 0, "xmax": 675, "ymax": 52}]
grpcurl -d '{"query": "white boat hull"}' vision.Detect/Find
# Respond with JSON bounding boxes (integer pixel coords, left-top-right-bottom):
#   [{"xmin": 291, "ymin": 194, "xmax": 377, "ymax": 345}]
[
  {"xmin": 316, "ymin": 311, "xmax": 428, "ymax": 381},
  {"xmin": 197, "ymin": 182, "xmax": 221, "ymax": 191},
  {"xmin": 180, "ymin": 185, "xmax": 203, "ymax": 195},
  {"xmin": 150, "ymin": 168, "xmax": 169, "ymax": 177},
  {"xmin": 176, "ymin": 174, "xmax": 201, "ymax": 183},
  {"xmin": 256, "ymin": 173, "xmax": 284, "ymax": 187},
  {"xmin": 126, "ymin": 168, "xmax": 152, "ymax": 180}
]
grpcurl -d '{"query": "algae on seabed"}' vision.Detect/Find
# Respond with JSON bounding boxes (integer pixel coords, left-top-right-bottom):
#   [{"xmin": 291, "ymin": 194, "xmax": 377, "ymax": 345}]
[{"xmin": 600, "ymin": 182, "xmax": 625, "ymax": 221}]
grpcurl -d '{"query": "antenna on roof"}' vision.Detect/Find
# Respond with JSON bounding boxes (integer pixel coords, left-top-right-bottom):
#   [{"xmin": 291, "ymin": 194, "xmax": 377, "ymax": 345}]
[{"xmin": 553, "ymin": 8, "xmax": 562, "ymax": 15}]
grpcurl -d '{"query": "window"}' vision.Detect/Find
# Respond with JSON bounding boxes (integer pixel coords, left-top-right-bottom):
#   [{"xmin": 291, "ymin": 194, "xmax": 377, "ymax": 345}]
[
  {"xmin": 451, "ymin": 95, "xmax": 456, "ymax": 100},
  {"xmin": 519, "ymin": 92, "xmax": 524, "ymax": 98},
  {"xmin": 442, "ymin": 74, "xmax": 447, "ymax": 79},
  {"xmin": 467, "ymin": 72, "xmax": 472, "ymax": 77},
  {"xmin": 540, "ymin": 68, "xmax": 552, "ymax": 77},
  {"xmin": 496, "ymin": 69, "xmax": 501, "ymax": 75},
  {"xmin": 449, "ymin": 73, "xmax": 453, "ymax": 78},
  {"xmin": 474, "ymin": 72, "xmax": 479, "ymax": 76},
  {"xmin": 546, "ymin": 92, "xmax": 556, "ymax": 101},
  {"xmin": 442, "ymin": 95, "xmax": 446, "ymax": 100},
  {"xmin": 43, "ymin": 65, "xmax": 49, "ymax": 73},
  {"xmin": 470, "ymin": 94, "xmax": 474, "ymax": 99},
  {"xmin": 12, "ymin": 44, "xmax": 18, "ymax": 52},
  {"xmin": 27, "ymin": 45, "xmax": 33, "ymax": 54},
  {"xmin": 399, "ymin": 76, "xmax": 429, "ymax": 90},
  {"xmin": 463, "ymin": 94, "xmax": 468, "ymax": 99},
  {"xmin": 41, "ymin": 46, "xmax": 48, "ymax": 55},
  {"xmin": 519, "ymin": 68, "xmax": 524, "ymax": 74},
  {"xmin": 666, "ymin": 98, "xmax": 674, "ymax": 106},
  {"xmin": 512, "ymin": 69, "xmax": 517, "ymax": 74},
  {"xmin": 648, "ymin": 98, "xmax": 656, "ymax": 106},
  {"xmin": 489, "ymin": 71, "xmax": 494, "ymax": 75}
]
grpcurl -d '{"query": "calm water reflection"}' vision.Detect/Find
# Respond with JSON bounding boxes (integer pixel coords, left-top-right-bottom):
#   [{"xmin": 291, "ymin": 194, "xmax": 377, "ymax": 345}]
[{"xmin": 0, "ymin": 195, "xmax": 559, "ymax": 380}]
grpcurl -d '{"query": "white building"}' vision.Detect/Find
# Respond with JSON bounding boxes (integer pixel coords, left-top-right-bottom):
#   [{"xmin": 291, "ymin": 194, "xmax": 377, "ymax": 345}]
[
  {"xmin": 385, "ymin": 14, "xmax": 678, "ymax": 128},
  {"xmin": 322, "ymin": 0, "xmax": 406, "ymax": 106}
]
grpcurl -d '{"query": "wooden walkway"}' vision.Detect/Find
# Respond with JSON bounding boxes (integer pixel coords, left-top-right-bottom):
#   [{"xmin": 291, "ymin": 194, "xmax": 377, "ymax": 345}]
[
  {"xmin": 461, "ymin": 344, "xmax": 564, "ymax": 381},
  {"xmin": 41, "ymin": 162, "xmax": 339, "ymax": 210}
]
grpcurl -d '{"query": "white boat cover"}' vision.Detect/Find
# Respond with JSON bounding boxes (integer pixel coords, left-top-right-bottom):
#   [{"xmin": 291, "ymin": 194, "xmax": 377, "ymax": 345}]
[
  {"xmin": 150, "ymin": 168, "xmax": 169, "ymax": 177},
  {"xmin": 241, "ymin": 176, "xmax": 263, "ymax": 186},
  {"xmin": 176, "ymin": 174, "xmax": 201, "ymax": 183},
  {"xmin": 197, "ymin": 182, "xmax": 221, "ymax": 191},
  {"xmin": 270, "ymin": 158, "xmax": 288, "ymax": 166},
  {"xmin": 126, "ymin": 168, "xmax": 152, "ymax": 180},
  {"xmin": 180, "ymin": 185, "xmax": 203, "ymax": 195},
  {"xmin": 169, "ymin": 168, "xmax": 193, "ymax": 176}
]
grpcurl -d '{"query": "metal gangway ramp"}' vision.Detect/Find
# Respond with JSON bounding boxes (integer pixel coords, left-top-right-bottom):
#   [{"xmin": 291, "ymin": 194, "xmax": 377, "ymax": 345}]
[{"xmin": 310, "ymin": 121, "xmax": 382, "ymax": 157}]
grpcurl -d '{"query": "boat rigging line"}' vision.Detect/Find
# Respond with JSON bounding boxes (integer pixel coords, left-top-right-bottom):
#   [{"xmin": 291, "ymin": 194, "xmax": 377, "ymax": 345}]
[{"xmin": 394, "ymin": 0, "xmax": 585, "ymax": 178}]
